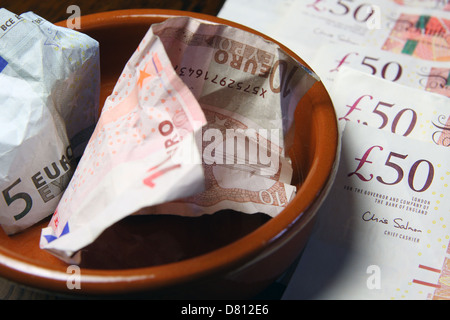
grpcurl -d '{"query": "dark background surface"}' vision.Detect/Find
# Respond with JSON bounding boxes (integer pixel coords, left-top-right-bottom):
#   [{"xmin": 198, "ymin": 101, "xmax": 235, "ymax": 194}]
[{"xmin": 2, "ymin": 0, "xmax": 227, "ymax": 23}]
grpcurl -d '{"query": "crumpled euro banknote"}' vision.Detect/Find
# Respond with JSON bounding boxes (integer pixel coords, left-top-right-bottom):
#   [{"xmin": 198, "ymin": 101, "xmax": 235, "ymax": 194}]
[
  {"xmin": 40, "ymin": 18, "xmax": 207, "ymax": 263},
  {"xmin": 0, "ymin": 9, "xmax": 99, "ymax": 235},
  {"xmin": 144, "ymin": 16, "xmax": 317, "ymax": 218},
  {"xmin": 40, "ymin": 16, "xmax": 317, "ymax": 263}
]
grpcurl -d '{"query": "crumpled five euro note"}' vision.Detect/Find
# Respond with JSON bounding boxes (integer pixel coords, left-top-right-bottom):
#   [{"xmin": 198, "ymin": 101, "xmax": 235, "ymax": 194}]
[{"xmin": 0, "ymin": 9, "xmax": 99, "ymax": 235}]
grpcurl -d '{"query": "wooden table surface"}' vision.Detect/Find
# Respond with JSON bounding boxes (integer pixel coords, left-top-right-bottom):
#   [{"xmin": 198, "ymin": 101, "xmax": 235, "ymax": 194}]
[{"xmin": 2, "ymin": 0, "xmax": 226, "ymax": 23}]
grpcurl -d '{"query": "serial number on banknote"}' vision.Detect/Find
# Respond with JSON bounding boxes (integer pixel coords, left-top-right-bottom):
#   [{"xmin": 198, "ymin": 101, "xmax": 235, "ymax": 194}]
[{"xmin": 174, "ymin": 65, "xmax": 268, "ymax": 98}]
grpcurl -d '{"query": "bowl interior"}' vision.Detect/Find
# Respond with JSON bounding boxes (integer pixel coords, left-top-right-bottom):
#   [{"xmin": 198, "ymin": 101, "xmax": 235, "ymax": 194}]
[{"xmin": 0, "ymin": 9, "xmax": 338, "ymax": 295}]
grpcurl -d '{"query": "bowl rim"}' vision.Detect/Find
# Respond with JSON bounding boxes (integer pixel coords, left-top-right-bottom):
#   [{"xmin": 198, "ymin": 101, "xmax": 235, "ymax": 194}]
[{"xmin": 0, "ymin": 8, "xmax": 339, "ymax": 295}]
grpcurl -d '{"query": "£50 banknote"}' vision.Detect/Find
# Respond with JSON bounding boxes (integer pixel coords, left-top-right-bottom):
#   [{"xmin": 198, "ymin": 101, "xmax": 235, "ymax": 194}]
[
  {"xmin": 219, "ymin": 0, "xmax": 450, "ymax": 64},
  {"xmin": 283, "ymin": 122, "xmax": 450, "ymax": 300},
  {"xmin": 312, "ymin": 42, "xmax": 450, "ymax": 98},
  {"xmin": 331, "ymin": 66, "xmax": 450, "ymax": 147}
]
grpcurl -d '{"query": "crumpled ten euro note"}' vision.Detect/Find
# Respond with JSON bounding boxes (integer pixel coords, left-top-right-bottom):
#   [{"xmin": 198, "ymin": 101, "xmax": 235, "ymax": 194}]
[
  {"xmin": 0, "ymin": 9, "xmax": 99, "ymax": 235},
  {"xmin": 40, "ymin": 17, "xmax": 317, "ymax": 263},
  {"xmin": 144, "ymin": 17, "xmax": 317, "ymax": 218}
]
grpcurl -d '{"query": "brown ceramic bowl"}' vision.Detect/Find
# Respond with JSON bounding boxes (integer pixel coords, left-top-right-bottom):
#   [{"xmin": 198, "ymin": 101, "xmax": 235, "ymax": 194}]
[{"xmin": 0, "ymin": 9, "xmax": 338, "ymax": 299}]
